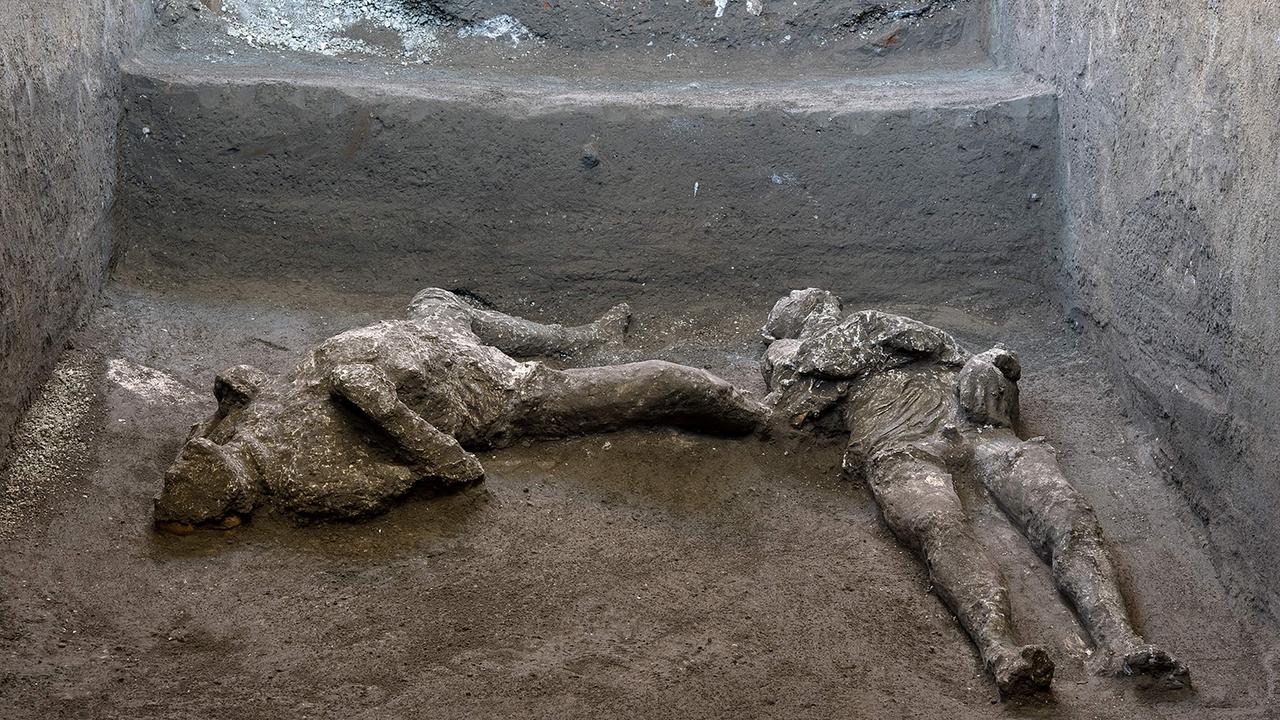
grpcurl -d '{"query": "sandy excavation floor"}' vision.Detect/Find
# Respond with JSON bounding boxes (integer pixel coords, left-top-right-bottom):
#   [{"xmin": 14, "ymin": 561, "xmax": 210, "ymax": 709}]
[{"xmin": 1, "ymin": 277, "xmax": 1278, "ymax": 719}]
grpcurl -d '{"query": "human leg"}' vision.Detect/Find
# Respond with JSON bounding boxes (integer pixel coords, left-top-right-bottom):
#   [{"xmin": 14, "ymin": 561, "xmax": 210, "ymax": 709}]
[
  {"xmin": 467, "ymin": 303, "xmax": 631, "ymax": 357},
  {"xmin": 865, "ymin": 448, "xmax": 1054, "ymax": 697},
  {"xmin": 406, "ymin": 287, "xmax": 629, "ymax": 357},
  {"xmin": 510, "ymin": 360, "xmax": 766, "ymax": 438},
  {"xmin": 973, "ymin": 429, "xmax": 1188, "ymax": 687}
]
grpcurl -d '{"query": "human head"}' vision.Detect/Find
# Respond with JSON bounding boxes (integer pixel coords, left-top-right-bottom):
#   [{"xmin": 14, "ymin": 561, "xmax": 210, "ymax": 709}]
[
  {"xmin": 154, "ymin": 437, "xmax": 259, "ymax": 530},
  {"xmin": 761, "ymin": 288, "xmax": 843, "ymax": 343}
]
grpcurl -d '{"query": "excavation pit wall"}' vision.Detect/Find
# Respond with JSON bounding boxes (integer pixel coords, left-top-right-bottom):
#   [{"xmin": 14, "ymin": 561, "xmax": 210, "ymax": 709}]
[
  {"xmin": 0, "ymin": 0, "xmax": 153, "ymax": 459},
  {"xmin": 5, "ymin": 6, "xmax": 1279, "ymax": 713},
  {"xmin": 114, "ymin": 56, "xmax": 1058, "ymax": 314},
  {"xmin": 994, "ymin": 0, "xmax": 1280, "ymax": 618}
]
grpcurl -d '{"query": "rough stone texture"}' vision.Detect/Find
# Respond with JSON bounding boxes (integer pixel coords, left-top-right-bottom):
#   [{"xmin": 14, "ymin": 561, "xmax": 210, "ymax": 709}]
[
  {"xmin": 154, "ymin": 288, "xmax": 764, "ymax": 526},
  {"xmin": 0, "ymin": 0, "xmax": 153, "ymax": 462},
  {"xmin": 115, "ymin": 53, "xmax": 1059, "ymax": 314},
  {"xmin": 991, "ymin": 2, "xmax": 1280, "ymax": 617},
  {"xmin": 410, "ymin": 0, "xmax": 984, "ymax": 53},
  {"xmin": 152, "ymin": 0, "xmax": 991, "ymax": 81},
  {"xmin": 182, "ymin": 0, "xmax": 985, "ymax": 63}
]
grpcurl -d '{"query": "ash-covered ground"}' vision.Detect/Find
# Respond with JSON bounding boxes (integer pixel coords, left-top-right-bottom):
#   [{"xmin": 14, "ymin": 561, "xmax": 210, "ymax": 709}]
[
  {"xmin": 218, "ymin": 0, "xmax": 450, "ymax": 59},
  {"xmin": 160, "ymin": 0, "xmax": 983, "ymax": 72},
  {"xmin": 1, "ymin": 276, "xmax": 1275, "ymax": 718}
]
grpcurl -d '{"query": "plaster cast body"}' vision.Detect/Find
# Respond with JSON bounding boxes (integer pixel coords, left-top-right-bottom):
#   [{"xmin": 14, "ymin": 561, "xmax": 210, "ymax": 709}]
[
  {"xmin": 154, "ymin": 289, "xmax": 766, "ymax": 526},
  {"xmin": 761, "ymin": 288, "xmax": 1189, "ymax": 697}
]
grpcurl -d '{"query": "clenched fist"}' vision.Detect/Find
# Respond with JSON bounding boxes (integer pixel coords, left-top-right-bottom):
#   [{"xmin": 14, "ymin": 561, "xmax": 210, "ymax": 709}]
[{"xmin": 956, "ymin": 346, "xmax": 1022, "ymax": 427}]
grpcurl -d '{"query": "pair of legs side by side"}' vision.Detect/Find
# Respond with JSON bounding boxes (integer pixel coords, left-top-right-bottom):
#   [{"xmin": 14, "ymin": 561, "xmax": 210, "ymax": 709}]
[
  {"xmin": 759, "ymin": 289, "xmax": 1187, "ymax": 697},
  {"xmin": 844, "ymin": 366, "xmax": 1187, "ymax": 697}
]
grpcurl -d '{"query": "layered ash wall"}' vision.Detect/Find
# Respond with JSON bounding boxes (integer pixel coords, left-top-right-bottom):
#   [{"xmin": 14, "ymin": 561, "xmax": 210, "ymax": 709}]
[
  {"xmin": 113, "ymin": 69, "xmax": 1059, "ymax": 314},
  {"xmin": 0, "ymin": 0, "xmax": 154, "ymax": 460},
  {"xmin": 993, "ymin": 1, "xmax": 1280, "ymax": 617}
]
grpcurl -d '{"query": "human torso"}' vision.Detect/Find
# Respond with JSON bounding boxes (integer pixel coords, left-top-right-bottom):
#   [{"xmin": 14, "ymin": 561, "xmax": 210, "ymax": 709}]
[
  {"xmin": 840, "ymin": 363, "xmax": 962, "ymax": 469},
  {"xmin": 764, "ymin": 310, "xmax": 971, "ymax": 458}
]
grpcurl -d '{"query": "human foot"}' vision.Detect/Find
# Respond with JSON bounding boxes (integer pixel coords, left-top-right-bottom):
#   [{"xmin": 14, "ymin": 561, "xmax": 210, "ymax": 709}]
[
  {"xmin": 731, "ymin": 393, "xmax": 772, "ymax": 435},
  {"xmin": 593, "ymin": 302, "xmax": 632, "ymax": 343},
  {"xmin": 1117, "ymin": 644, "xmax": 1190, "ymax": 689},
  {"xmin": 989, "ymin": 645, "xmax": 1054, "ymax": 699}
]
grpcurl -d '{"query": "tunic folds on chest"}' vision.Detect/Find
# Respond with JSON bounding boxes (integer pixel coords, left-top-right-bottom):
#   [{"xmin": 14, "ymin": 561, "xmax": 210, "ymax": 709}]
[
  {"xmin": 766, "ymin": 311, "xmax": 971, "ymax": 435},
  {"xmin": 842, "ymin": 366, "xmax": 961, "ymax": 459}
]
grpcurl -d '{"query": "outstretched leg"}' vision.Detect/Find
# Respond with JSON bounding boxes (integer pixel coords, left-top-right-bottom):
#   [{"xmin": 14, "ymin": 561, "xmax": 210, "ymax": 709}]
[
  {"xmin": 511, "ymin": 360, "xmax": 767, "ymax": 438},
  {"xmin": 973, "ymin": 429, "xmax": 1188, "ymax": 688},
  {"xmin": 468, "ymin": 303, "xmax": 631, "ymax": 358},
  {"xmin": 866, "ymin": 448, "xmax": 1054, "ymax": 698}
]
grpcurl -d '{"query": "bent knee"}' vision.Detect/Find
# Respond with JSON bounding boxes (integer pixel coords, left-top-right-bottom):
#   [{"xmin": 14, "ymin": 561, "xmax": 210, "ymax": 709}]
[
  {"xmin": 329, "ymin": 363, "xmax": 398, "ymax": 417},
  {"xmin": 330, "ymin": 363, "xmax": 393, "ymax": 395}
]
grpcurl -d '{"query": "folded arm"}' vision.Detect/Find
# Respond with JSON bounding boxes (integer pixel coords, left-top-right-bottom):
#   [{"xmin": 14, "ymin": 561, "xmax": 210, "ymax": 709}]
[{"xmin": 329, "ymin": 363, "xmax": 484, "ymax": 485}]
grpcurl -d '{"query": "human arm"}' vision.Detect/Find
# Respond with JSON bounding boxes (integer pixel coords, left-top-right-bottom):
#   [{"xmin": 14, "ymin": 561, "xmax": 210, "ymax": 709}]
[
  {"xmin": 329, "ymin": 363, "xmax": 484, "ymax": 485},
  {"xmin": 956, "ymin": 346, "xmax": 1022, "ymax": 427}
]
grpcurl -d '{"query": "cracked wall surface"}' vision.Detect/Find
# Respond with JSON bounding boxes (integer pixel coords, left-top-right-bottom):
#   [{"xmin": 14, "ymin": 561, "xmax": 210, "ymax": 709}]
[
  {"xmin": 0, "ymin": 0, "xmax": 154, "ymax": 462},
  {"xmin": 993, "ymin": 1, "xmax": 1280, "ymax": 616}
]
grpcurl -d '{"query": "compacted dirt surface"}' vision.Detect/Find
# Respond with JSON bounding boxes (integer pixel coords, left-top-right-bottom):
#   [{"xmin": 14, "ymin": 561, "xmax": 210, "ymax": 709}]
[{"xmin": 2, "ymin": 278, "xmax": 1277, "ymax": 719}]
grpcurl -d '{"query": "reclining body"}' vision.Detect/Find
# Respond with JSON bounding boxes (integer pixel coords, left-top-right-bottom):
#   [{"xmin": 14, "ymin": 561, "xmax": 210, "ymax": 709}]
[{"xmin": 155, "ymin": 289, "xmax": 766, "ymax": 527}]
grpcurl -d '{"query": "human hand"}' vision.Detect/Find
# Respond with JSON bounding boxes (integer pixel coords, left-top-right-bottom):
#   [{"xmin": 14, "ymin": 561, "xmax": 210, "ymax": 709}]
[
  {"xmin": 440, "ymin": 451, "xmax": 486, "ymax": 486},
  {"xmin": 956, "ymin": 346, "xmax": 1021, "ymax": 426}
]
